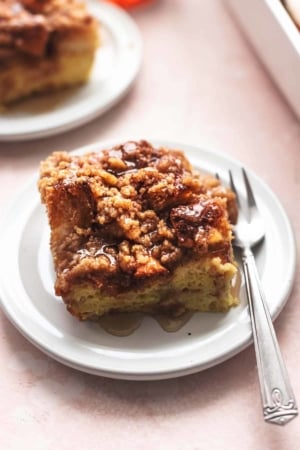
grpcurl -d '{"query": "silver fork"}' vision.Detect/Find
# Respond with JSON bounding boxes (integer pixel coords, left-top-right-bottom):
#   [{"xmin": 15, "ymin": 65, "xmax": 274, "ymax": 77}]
[{"xmin": 229, "ymin": 168, "xmax": 298, "ymax": 426}]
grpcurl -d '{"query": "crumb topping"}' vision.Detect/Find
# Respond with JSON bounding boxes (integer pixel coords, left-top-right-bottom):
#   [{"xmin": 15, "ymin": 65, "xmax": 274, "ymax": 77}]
[{"xmin": 39, "ymin": 140, "xmax": 237, "ymax": 295}]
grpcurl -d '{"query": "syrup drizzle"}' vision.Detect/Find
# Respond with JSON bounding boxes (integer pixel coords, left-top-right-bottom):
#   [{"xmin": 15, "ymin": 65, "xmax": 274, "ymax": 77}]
[
  {"xmin": 98, "ymin": 268, "xmax": 241, "ymax": 337},
  {"xmin": 98, "ymin": 312, "xmax": 193, "ymax": 337}
]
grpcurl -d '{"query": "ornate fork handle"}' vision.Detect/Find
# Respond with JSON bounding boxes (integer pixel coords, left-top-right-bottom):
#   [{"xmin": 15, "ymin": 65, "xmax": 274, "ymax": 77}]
[{"xmin": 242, "ymin": 247, "xmax": 298, "ymax": 425}]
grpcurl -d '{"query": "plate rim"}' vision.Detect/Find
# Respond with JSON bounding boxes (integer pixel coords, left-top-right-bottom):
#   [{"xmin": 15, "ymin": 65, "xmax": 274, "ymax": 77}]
[
  {"xmin": 0, "ymin": 139, "xmax": 297, "ymax": 380},
  {"xmin": 0, "ymin": 0, "xmax": 143, "ymax": 142}
]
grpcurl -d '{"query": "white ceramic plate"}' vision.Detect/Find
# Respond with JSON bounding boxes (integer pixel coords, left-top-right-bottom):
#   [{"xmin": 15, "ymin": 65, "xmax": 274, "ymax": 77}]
[
  {"xmin": 0, "ymin": 1, "xmax": 142, "ymax": 141},
  {"xmin": 0, "ymin": 140, "xmax": 296, "ymax": 380}
]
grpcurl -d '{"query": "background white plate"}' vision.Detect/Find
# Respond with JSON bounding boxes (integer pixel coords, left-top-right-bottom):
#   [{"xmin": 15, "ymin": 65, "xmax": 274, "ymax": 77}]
[
  {"xmin": 0, "ymin": 1, "xmax": 142, "ymax": 141},
  {"xmin": 0, "ymin": 140, "xmax": 296, "ymax": 380}
]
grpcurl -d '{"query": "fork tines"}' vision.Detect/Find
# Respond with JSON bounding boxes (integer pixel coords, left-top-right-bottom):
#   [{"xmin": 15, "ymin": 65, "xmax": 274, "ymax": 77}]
[{"xmin": 241, "ymin": 168, "xmax": 256, "ymax": 208}]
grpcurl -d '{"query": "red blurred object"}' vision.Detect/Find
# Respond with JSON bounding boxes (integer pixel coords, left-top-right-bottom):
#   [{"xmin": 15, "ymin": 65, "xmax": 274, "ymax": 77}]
[{"xmin": 105, "ymin": 0, "xmax": 153, "ymax": 8}]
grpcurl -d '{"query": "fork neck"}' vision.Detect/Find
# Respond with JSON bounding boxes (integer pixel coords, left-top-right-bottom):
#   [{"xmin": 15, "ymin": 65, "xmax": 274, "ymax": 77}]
[{"xmin": 242, "ymin": 246, "xmax": 253, "ymax": 259}]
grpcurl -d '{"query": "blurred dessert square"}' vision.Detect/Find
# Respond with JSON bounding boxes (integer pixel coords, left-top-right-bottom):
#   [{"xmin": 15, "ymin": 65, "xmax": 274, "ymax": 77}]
[{"xmin": 0, "ymin": 0, "xmax": 99, "ymax": 104}]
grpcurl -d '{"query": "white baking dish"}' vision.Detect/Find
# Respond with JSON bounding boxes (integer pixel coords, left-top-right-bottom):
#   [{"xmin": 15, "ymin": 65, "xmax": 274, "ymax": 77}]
[{"xmin": 226, "ymin": 0, "xmax": 300, "ymax": 118}]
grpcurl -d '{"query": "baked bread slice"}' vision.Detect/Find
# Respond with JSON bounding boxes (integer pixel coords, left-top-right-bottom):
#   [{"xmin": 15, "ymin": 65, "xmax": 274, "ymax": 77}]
[
  {"xmin": 0, "ymin": 0, "xmax": 99, "ymax": 104},
  {"xmin": 39, "ymin": 141, "xmax": 239, "ymax": 320}
]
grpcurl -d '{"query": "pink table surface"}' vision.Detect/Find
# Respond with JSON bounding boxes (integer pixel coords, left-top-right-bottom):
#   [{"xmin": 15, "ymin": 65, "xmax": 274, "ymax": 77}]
[{"xmin": 0, "ymin": 1, "xmax": 300, "ymax": 448}]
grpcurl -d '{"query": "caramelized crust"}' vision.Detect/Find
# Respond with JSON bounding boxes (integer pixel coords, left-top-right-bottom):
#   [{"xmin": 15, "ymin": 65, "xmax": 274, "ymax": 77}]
[{"xmin": 39, "ymin": 141, "xmax": 238, "ymax": 313}]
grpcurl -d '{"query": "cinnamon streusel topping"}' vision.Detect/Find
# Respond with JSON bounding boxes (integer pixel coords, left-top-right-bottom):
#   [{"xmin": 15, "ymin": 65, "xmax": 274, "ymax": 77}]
[{"xmin": 39, "ymin": 140, "xmax": 237, "ymax": 295}]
